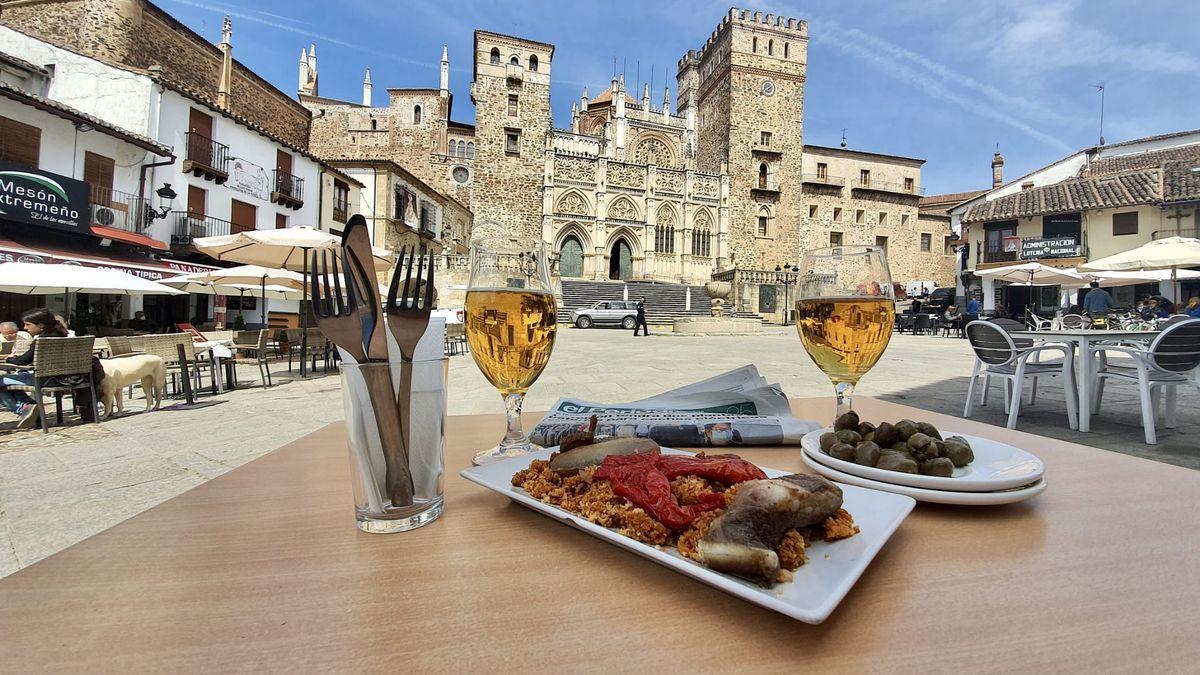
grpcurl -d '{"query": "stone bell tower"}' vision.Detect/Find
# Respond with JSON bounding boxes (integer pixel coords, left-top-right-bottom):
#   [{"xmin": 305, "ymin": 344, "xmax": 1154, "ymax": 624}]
[{"xmin": 470, "ymin": 30, "xmax": 554, "ymax": 241}]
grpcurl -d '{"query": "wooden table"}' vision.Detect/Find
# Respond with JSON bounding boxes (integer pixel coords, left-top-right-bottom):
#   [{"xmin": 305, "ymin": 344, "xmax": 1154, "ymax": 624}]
[
  {"xmin": 1011, "ymin": 329, "xmax": 1159, "ymax": 432},
  {"xmin": 1, "ymin": 397, "xmax": 1197, "ymax": 671}
]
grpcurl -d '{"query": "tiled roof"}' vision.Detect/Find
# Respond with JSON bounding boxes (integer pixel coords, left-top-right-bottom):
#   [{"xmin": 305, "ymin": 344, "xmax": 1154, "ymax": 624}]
[
  {"xmin": 1163, "ymin": 160, "xmax": 1200, "ymax": 203},
  {"xmin": 921, "ymin": 189, "xmax": 988, "ymax": 205},
  {"xmin": 588, "ymin": 85, "xmax": 636, "ymax": 106},
  {"xmin": 962, "ymin": 169, "xmax": 1160, "ymax": 223},
  {"xmin": 0, "ymin": 81, "xmax": 172, "ymax": 156},
  {"xmin": 1084, "ymin": 143, "xmax": 1200, "ymax": 176},
  {"xmin": 0, "ymin": 50, "xmax": 48, "ymax": 75}
]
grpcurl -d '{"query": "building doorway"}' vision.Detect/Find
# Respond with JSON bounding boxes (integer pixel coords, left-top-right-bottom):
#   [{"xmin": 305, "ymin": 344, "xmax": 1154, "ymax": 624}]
[
  {"xmin": 609, "ymin": 239, "xmax": 632, "ymax": 280},
  {"xmin": 560, "ymin": 235, "xmax": 584, "ymax": 278}
]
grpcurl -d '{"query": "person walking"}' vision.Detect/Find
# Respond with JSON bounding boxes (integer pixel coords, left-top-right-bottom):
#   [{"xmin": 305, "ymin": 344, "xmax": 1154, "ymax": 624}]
[
  {"xmin": 633, "ymin": 296, "xmax": 650, "ymax": 336},
  {"xmin": 1081, "ymin": 281, "xmax": 1114, "ymax": 317}
]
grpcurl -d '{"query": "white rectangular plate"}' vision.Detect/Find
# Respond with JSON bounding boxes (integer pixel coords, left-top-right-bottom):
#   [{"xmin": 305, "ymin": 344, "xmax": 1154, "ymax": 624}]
[{"xmin": 460, "ymin": 448, "xmax": 915, "ymax": 624}]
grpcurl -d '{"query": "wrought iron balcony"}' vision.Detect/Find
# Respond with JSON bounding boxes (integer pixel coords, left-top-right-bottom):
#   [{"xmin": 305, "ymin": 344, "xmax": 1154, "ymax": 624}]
[
  {"xmin": 332, "ymin": 205, "xmax": 348, "ymax": 223},
  {"xmin": 171, "ymin": 211, "xmax": 234, "ymax": 245},
  {"xmin": 852, "ymin": 177, "xmax": 923, "ymax": 196},
  {"xmin": 982, "ymin": 246, "xmax": 1018, "ymax": 264},
  {"xmin": 801, "ymin": 173, "xmax": 845, "ymax": 187},
  {"xmin": 89, "ymin": 185, "xmax": 149, "ymax": 233},
  {"xmin": 183, "ymin": 132, "xmax": 230, "ymax": 183},
  {"xmin": 272, "ymin": 169, "xmax": 304, "ymax": 209},
  {"xmin": 1153, "ymin": 228, "xmax": 1200, "ymax": 240}
]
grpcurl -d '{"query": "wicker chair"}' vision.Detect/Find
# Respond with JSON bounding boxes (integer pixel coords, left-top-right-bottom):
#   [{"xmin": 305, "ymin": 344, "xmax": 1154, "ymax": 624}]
[
  {"xmin": 286, "ymin": 328, "xmax": 329, "ymax": 373},
  {"xmin": 5, "ymin": 336, "xmax": 98, "ymax": 433},
  {"xmin": 139, "ymin": 334, "xmax": 213, "ymax": 396},
  {"xmin": 231, "ymin": 329, "xmax": 272, "ymax": 389}
]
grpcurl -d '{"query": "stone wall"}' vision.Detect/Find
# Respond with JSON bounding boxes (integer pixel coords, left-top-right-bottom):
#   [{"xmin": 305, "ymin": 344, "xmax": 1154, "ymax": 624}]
[
  {"xmin": 470, "ymin": 31, "xmax": 553, "ymax": 240},
  {"xmin": 1, "ymin": 0, "xmax": 311, "ymax": 147}
]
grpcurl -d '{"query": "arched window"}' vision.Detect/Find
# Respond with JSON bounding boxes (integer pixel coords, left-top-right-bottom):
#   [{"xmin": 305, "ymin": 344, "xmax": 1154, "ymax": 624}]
[
  {"xmin": 654, "ymin": 207, "xmax": 676, "ymax": 254},
  {"xmin": 752, "ymin": 37, "xmax": 758, "ymax": 52},
  {"xmin": 757, "ymin": 206, "xmax": 772, "ymax": 237},
  {"xmin": 758, "ymin": 163, "xmax": 768, "ymax": 189},
  {"xmin": 413, "ymin": 105, "xmax": 422, "ymax": 124},
  {"xmin": 489, "ymin": 48, "xmax": 500, "ymax": 65},
  {"xmin": 509, "ymin": 55, "xmax": 520, "ymax": 66},
  {"xmin": 528, "ymin": 55, "xmax": 539, "ymax": 72},
  {"xmin": 458, "ymin": 140, "xmax": 467, "ymax": 156},
  {"xmin": 466, "ymin": 142, "xmax": 475, "ymax": 159},
  {"xmin": 768, "ymin": 39, "xmax": 774, "ymax": 56},
  {"xmin": 691, "ymin": 212, "xmax": 712, "ymax": 257},
  {"xmin": 559, "ymin": 234, "xmax": 584, "ymax": 277},
  {"xmin": 784, "ymin": 43, "xmax": 789, "ymax": 58}
]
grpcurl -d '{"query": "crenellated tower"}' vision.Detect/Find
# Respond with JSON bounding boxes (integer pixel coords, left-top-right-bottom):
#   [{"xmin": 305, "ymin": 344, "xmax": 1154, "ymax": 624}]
[{"xmin": 677, "ymin": 8, "xmax": 808, "ymax": 269}]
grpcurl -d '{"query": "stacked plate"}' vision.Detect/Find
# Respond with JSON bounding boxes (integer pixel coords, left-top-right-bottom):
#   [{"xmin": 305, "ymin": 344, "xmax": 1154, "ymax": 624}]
[{"xmin": 800, "ymin": 428, "xmax": 1046, "ymax": 505}]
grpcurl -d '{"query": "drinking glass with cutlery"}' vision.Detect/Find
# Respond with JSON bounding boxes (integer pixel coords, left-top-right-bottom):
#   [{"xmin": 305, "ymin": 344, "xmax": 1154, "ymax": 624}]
[{"xmin": 311, "ymin": 214, "xmax": 445, "ymax": 533}]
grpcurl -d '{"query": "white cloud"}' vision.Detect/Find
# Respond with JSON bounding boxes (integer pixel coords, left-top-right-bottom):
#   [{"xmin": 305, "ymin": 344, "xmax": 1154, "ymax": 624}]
[{"xmin": 987, "ymin": 0, "xmax": 1200, "ymax": 74}]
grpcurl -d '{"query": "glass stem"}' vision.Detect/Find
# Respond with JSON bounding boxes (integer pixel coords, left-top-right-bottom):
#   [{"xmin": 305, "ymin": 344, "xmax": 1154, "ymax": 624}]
[
  {"xmin": 499, "ymin": 392, "xmax": 528, "ymax": 449},
  {"xmin": 834, "ymin": 381, "xmax": 856, "ymax": 419}
]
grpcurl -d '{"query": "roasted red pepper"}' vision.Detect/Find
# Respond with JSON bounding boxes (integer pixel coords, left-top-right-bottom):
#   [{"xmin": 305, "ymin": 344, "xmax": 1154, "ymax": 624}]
[
  {"xmin": 657, "ymin": 453, "xmax": 767, "ymax": 484},
  {"xmin": 594, "ymin": 452, "xmax": 761, "ymax": 530}
]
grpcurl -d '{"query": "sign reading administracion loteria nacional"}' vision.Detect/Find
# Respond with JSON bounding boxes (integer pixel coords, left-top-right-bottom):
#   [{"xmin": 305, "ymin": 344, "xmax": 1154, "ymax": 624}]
[
  {"xmin": 0, "ymin": 161, "xmax": 90, "ymax": 233},
  {"xmin": 1021, "ymin": 234, "xmax": 1081, "ymax": 259}
]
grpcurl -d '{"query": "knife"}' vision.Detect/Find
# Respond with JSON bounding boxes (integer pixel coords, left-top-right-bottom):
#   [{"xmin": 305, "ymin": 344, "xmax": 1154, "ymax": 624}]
[{"xmin": 341, "ymin": 214, "xmax": 389, "ymax": 361}]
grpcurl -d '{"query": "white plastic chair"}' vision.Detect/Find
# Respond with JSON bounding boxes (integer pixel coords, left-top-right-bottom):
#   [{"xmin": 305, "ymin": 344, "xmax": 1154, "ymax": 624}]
[
  {"xmin": 1089, "ymin": 318, "xmax": 1200, "ymax": 444},
  {"xmin": 964, "ymin": 320, "xmax": 1078, "ymax": 431},
  {"xmin": 1061, "ymin": 314, "xmax": 1087, "ymax": 330},
  {"xmin": 1028, "ymin": 313, "xmax": 1055, "ymax": 331}
]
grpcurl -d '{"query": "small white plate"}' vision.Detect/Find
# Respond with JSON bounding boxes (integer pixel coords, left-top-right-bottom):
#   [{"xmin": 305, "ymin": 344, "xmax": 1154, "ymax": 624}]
[
  {"xmin": 801, "ymin": 427, "xmax": 1045, "ymax": 492},
  {"xmin": 801, "ymin": 452, "xmax": 1047, "ymax": 505},
  {"xmin": 461, "ymin": 447, "xmax": 915, "ymax": 624}
]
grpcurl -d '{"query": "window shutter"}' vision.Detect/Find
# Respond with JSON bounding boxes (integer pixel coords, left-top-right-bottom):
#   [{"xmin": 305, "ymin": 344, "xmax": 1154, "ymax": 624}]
[{"xmin": 0, "ymin": 115, "xmax": 41, "ymax": 167}]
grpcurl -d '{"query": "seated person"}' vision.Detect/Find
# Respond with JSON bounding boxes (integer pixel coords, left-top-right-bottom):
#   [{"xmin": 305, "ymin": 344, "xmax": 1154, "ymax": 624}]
[
  {"xmin": 910, "ymin": 298, "xmax": 923, "ymax": 314},
  {"xmin": 943, "ymin": 305, "xmax": 962, "ymax": 324},
  {"xmin": 1186, "ymin": 297, "xmax": 1200, "ymax": 318},
  {"xmin": 0, "ymin": 321, "xmax": 30, "ymax": 343},
  {"xmin": 53, "ymin": 313, "xmax": 76, "ymax": 337},
  {"xmin": 0, "ymin": 308, "xmax": 68, "ymax": 429},
  {"xmin": 128, "ymin": 310, "xmax": 153, "ymax": 332},
  {"xmin": 1155, "ymin": 296, "xmax": 1176, "ymax": 315}
]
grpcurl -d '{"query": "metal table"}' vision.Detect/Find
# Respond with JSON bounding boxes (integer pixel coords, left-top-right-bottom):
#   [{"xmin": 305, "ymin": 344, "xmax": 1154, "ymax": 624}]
[{"xmin": 1011, "ymin": 329, "xmax": 1159, "ymax": 432}]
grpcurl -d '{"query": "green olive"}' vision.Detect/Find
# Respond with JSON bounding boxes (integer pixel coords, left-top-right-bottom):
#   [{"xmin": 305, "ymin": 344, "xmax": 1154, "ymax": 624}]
[
  {"xmin": 854, "ymin": 441, "xmax": 882, "ymax": 467},
  {"xmin": 894, "ymin": 420, "xmax": 918, "ymax": 440},
  {"xmin": 891, "ymin": 441, "xmax": 910, "ymax": 453},
  {"xmin": 834, "ymin": 429, "xmax": 862, "ymax": 445},
  {"xmin": 857, "ymin": 421, "xmax": 877, "ymax": 437},
  {"xmin": 945, "ymin": 435, "xmax": 972, "ymax": 450},
  {"xmin": 877, "ymin": 453, "xmax": 919, "ymax": 474},
  {"xmin": 943, "ymin": 440, "xmax": 975, "ymax": 467},
  {"xmin": 915, "ymin": 422, "xmax": 943, "ymax": 440},
  {"xmin": 834, "ymin": 411, "xmax": 861, "ymax": 432},
  {"xmin": 819, "ymin": 432, "xmax": 839, "ymax": 452},
  {"xmin": 919, "ymin": 457, "xmax": 955, "ymax": 477},
  {"xmin": 873, "ymin": 422, "xmax": 899, "ymax": 448},
  {"xmin": 828, "ymin": 442, "xmax": 856, "ymax": 462}
]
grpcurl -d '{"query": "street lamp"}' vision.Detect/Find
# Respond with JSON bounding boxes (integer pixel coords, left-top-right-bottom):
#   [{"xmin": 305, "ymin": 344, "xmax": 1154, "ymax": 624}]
[
  {"xmin": 774, "ymin": 263, "xmax": 799, "ymax": 325},
  {"xmin": 144, "ymin": 183, "xmax": 178, "ymax": 223}
]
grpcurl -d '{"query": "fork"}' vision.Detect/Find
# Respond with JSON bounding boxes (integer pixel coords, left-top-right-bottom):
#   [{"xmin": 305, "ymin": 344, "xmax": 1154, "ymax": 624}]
[
  {"xmin": 386, "ymin": 246, "xmax": 435, "ymax": 470},
  {"xmin": 312, "ymin": 247, "xmax": 414, "ymax": 507}
]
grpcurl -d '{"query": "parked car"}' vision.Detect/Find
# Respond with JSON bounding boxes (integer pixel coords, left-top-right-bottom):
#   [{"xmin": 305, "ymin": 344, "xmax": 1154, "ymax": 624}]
[
  {"xmin": 926, "ymin": 287, "xmax": 956, "ymax": 312},
  {"xmin": 571, "ymin": 300, "xmax": 639, "ymax": 329}
]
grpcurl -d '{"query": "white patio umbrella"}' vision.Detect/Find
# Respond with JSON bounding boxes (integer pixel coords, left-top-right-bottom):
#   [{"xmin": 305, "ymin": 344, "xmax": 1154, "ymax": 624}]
[
  {"xmin": 976, "ymin": 261, "xmax": 1087, "ymax": 286},
  {"xmin": 0, "ymin": 262, "xmax": 185, "ymax": 295},
  {"xmin": 193, "ymin": 227, "xmax": 395, "ymax": 376},
  {"xmin": 1078, "ymin": 236, "xmax": 1200, "ymax": 303},
  {"xmin": 165, "ymin": 265, "xmax": 305, "ymax": 326},
  {"xmin": 1070, "ymin": 268, "xmax": 1200, "ymax": 288}
]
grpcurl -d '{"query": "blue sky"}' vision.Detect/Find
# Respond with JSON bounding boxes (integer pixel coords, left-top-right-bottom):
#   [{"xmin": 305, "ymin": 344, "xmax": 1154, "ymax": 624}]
[{"xmin": 160, "ymin": 0, "xmax": 1200, "ymax": 195}]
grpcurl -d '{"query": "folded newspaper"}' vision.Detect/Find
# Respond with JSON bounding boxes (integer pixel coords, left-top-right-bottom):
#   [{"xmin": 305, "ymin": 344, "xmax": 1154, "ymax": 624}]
[{"xmin": 529, "ymin": 365, "xmax": 820, "ymax": 448}]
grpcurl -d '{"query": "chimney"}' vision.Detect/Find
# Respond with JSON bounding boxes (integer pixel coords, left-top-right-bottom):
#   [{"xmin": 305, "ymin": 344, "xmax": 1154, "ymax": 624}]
[
  {"xmin": 216, "ymin": 16, "xmax": 233, "ymax": 111},
  {"xmin": 362, "ymin": 68, "xmax": 372, "ymax": 106},
  {"xmin": 1021, "ymin": 180, "xmax": 1035, "ymax": 191},
  {"xmin": 992, "ymin": 148, "xmax": 1005, "ymax": 188}
]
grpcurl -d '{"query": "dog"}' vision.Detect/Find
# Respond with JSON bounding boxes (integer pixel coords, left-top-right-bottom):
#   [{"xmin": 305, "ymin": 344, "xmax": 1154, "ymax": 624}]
[{"xmin": 98, "ymin": 354, "xmax": 165, "ymax": 419}]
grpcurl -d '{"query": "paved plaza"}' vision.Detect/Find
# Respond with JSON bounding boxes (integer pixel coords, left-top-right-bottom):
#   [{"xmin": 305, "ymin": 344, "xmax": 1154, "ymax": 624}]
[{"xmin": 1, "ymin": 327, "xmax": 1196, "ymax": 579}]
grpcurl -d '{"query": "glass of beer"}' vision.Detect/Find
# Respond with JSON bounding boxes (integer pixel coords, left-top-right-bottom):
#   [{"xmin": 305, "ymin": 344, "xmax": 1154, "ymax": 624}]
[
  {"xmin": 464, "ymin": 236, "xmax": 558, "ymax": 465},
  {"xmin": 794, "ymin": 245, "xmax": 895, "ymax": 419}
]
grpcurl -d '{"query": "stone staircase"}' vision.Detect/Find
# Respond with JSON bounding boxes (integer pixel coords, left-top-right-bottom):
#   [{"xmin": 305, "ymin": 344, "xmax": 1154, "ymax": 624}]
[{"xmin": 558, "ymin": 279, "xmax": 763, "ymax": 325}]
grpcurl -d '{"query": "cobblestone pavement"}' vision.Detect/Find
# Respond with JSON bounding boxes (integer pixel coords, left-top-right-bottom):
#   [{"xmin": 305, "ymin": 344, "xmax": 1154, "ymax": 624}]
[{"xmin": 2, "ymin": 327, "xmax": 1196, "ymax": 578}]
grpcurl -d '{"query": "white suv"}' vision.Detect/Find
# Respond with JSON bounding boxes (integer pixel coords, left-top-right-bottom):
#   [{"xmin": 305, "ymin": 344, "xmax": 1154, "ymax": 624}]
[{"xmin": 571, "ymin": 300, "xmax": 639, "ymax": 329}]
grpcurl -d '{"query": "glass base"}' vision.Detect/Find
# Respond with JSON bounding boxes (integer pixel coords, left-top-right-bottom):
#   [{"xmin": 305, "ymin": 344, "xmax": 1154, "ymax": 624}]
[
  {"xmin": 473, "ymin": 441, "xmax": 542, "ymax": 466},
  {"xmin": 356, "ymin": 496, "xmax": 443, "ymax": 534}
]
